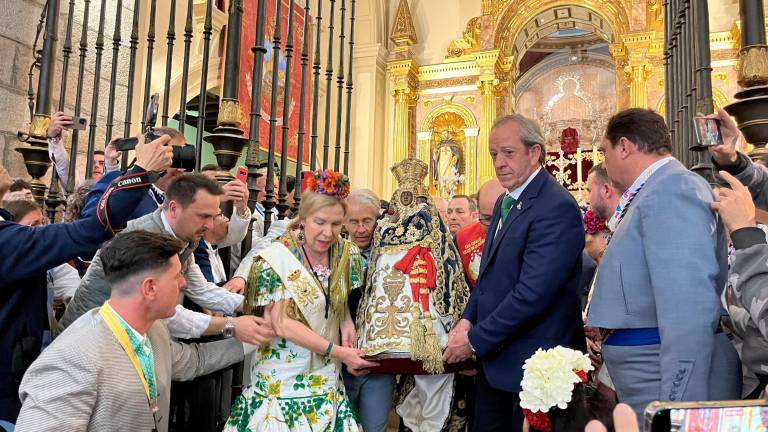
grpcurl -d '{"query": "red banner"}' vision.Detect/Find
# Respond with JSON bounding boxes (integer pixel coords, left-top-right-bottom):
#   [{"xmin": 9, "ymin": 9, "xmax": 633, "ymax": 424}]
[{"xmin": 240, "ymin": 0, "xmax": 313, "ymax": 162}]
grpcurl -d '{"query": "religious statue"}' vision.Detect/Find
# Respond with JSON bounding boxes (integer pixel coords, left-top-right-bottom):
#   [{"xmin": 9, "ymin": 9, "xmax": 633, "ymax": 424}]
[
  {"xmin": 357, "ymin": 158, "xmax": 470, "ymax": 431},
  {"xmin": 431, "ymin": 133, "xmax": 463, "ymax": 200}
]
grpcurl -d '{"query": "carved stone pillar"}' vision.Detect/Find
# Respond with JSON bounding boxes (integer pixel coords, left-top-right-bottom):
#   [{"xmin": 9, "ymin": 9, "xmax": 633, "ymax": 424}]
[{"xmin": 476, "ymin": 49, "xmax": 499, "ymax": 186}]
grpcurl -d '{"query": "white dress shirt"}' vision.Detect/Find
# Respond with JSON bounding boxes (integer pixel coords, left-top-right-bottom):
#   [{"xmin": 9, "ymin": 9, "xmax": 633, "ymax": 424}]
[
  {"xmin": 158, "ymin": 212, "xmax": 246, "ymax": 339},
  {"xmin": 496, "ymin": 165, "xmax": 542, "ymax": 233}
]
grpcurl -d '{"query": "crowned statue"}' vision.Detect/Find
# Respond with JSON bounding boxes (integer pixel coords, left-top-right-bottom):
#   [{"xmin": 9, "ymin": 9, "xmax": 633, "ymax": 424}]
[{"xmin": 357, "ymin": 158, "xmax": 470, "ymax": 431}]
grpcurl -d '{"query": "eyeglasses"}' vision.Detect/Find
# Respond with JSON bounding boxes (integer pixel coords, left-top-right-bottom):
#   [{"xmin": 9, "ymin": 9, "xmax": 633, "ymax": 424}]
[{"xmin": 347, "ymin": 219, "xmax": 376, "ymax": 228}]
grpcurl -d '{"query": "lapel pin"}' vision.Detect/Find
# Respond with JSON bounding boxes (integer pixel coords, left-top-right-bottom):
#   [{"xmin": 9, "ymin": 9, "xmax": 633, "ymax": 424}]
[{"xmin": 516, "ymin": 202, "xmax": 522, "ymax": 210}]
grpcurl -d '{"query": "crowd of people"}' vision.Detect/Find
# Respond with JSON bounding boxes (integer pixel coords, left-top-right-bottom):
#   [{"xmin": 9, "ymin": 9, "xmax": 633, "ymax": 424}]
[{"xmin": 0, "ymin": 106, "xmax": 767, "ymax": 432}]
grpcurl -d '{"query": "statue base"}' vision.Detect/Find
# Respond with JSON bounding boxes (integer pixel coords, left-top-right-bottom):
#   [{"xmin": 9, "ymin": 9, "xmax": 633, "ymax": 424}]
[{"xmin": 363, "ymin": 352, "xmax": 476, "ymax": 375}]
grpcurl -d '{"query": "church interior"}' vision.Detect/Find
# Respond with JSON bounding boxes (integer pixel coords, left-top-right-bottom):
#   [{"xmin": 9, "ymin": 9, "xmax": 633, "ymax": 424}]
[{"xmin": 1, "ymin": 0, "xmax": 766, "ymax": 215}]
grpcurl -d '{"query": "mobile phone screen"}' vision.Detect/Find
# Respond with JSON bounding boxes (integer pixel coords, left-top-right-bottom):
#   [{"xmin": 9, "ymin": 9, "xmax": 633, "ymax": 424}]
[
  {"xmin": 650, "ymin": 405, "xmax": 768, "ymax": 431},
  {"xmin": 693, "ymin": 117, "xmax": 725, "ymax": 147}
]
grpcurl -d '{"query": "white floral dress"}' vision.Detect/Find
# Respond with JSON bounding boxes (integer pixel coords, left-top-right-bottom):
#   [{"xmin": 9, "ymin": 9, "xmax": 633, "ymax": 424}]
[{"xmin": 225, "ymin": 233, "xmax": 364, "ymax": 432}]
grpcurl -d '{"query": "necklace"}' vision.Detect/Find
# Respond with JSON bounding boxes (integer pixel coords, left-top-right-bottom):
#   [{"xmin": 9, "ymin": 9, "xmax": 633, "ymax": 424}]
[{"xmin": 301, "ymin": 244, "xmax": 332, "ymax": 318}]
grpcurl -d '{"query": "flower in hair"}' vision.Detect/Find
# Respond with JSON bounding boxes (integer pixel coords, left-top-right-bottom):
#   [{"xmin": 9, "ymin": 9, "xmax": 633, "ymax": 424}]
[
  {"xmin": 583, "ymin": 207, "xmax": 608, "ymax": 235},
  {"xmin": 307, "ymin": 169, "xmax": 350, "ymax": 199},
  {"xmin": 519, "ymin": 346, "xmax": 593, "ymax": 431}
]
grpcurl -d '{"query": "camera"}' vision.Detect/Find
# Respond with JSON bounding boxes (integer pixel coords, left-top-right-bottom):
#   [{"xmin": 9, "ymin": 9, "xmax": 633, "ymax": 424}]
[{"xmin": 114, "ymin": 93, "xmax": 196, "ymax": 172}]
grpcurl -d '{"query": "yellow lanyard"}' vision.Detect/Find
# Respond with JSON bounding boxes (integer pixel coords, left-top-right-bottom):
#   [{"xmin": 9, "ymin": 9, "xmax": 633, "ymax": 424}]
[{"xmin": 98, "ymin": 303, "xmax": 152, "ymax": 401}]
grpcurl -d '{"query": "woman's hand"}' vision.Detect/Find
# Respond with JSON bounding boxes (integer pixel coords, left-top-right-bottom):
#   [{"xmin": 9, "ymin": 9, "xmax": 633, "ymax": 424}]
[
  {"xmin": 331, "ymin": 346, "xmax": 378, "ymax": 376},
  {"xmin": 340, "ymin": 318, "xmax": 356, "ymax": 348}
]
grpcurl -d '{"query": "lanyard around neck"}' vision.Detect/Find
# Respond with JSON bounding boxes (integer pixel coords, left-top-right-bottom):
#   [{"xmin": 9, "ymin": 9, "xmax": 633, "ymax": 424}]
[{"xmin": 99, "ymin": 303, "xmax": 159, "ymax": 426}]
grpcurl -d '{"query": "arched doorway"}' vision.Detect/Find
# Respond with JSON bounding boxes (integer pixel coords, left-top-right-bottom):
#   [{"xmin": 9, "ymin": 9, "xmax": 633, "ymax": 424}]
[{"xmin": 502, "ymin": 4, "xmax": 620, "ymax": 202}]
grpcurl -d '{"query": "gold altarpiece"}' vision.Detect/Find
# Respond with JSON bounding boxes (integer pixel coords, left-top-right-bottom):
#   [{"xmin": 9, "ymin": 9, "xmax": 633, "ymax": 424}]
[{"xmin": 385, "ymin": 0, "xmax": 743, "ymax": 201}]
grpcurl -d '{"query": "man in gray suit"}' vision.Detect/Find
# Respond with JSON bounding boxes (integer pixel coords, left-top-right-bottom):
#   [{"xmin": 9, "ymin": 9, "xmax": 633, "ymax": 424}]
[
  {"xmin": 587, "ymin": 109, "xmax": 741, "ymax": 420},
  {"xmin": 60, "ymin": 174, "xmax": 266, "ymax": 344},
  {"xmin": 15, "ymin": 231, "xmax": 268, "ymax": 432}
]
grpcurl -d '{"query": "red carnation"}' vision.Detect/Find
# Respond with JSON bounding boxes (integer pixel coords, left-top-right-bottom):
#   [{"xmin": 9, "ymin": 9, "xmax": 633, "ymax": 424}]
[
  {"xmin": 583, "ymin": 207, "xmax": 608, "ymax": 235},
  {"xmin": 523, "ymin": 409, "xmax": 553, "ymax": 432},
  {"xmin": 576, "ymin": 370, "xmax": 588, "ymax": 383}
]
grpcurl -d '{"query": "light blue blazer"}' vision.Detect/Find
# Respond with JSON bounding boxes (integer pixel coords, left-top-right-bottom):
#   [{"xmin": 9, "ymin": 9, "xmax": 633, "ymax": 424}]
[{"xmin": 587, "ymin": 159, "xmax": 738, "ymax": 402}]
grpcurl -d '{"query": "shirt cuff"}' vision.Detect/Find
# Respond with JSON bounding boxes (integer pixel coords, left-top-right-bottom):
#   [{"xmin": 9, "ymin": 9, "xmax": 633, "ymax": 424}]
[
  {"xmin": 164, "ymin": 306, "xmax": 212, "ymax": 339},
  {"xmin": 731, "ymin": 227, "xmax": 767, "ymax": 250},
  {"xmin": 223, "ymin": 292, "xmax": 245, "ymax": 314}
]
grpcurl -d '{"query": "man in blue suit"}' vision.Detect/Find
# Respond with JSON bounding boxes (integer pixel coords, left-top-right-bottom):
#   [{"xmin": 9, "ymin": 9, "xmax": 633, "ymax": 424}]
[
  {"xmin": 444, "ymin": 114, "xmax": 586, "ymax": 432},
  {"xmin": 0, "ymin": 136, "xmax": 174, "ymax": 423},
  {"xmin": 587, "ymin": 109, "xmax": 741, "ymax": 421}
]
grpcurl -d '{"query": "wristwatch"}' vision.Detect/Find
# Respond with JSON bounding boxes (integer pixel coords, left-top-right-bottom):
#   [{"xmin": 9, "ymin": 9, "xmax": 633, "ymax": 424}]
[{"xmin": 223, "ymin": 316, "xmax": 235, "ymax": 338}]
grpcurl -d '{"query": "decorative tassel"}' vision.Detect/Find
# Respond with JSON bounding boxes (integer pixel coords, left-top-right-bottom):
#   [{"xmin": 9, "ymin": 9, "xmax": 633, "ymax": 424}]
[
  {"xmin": 409, "ymin": 304, "xmax": 427, "ymax": 362},
  {"xmin": 422, "ymin": 313, "xmax": 445, "ymax": 374}
]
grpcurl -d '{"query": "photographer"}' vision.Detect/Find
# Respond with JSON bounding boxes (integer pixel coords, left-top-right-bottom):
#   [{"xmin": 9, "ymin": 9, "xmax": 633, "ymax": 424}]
[
  {"xmin": 81, "ymin": 127, "xmax": 190, "ymax": 222},
  {"xmin": 707, "ymin": 110, "xmax": 768, "ymax": 399},
  {"xmin": 0, "ymin": 134, "xmax": 174, "ymax": 423},
  {"xmin": 46, "ymin": 111, "xmax": 108, "ymax": 186}
]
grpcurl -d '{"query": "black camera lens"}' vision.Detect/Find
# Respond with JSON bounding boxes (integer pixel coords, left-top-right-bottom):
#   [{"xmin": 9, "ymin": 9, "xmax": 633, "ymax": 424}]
[{"xmin": 172, "ymin": 145, "xmax": 197, "ymax": 171}]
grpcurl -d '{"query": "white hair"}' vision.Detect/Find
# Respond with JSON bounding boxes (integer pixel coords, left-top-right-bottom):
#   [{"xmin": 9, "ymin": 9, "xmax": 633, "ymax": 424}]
[{"xmin": 346, "ymin": 188, "xmax": 380, "ymax": 214}]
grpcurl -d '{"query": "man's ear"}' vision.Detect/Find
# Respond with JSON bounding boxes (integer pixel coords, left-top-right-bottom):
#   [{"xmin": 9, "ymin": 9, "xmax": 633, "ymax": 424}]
[
  {"xmin": 600, "ymin": 182, "xmax": 612, "ymax": 200},
  {"xmin": 140, "ymin": 276, "xmax": 157, "ymax": 301},
  {"xmin": 617, "ymin": 137, "xmax": 636, "ymax": 160}
]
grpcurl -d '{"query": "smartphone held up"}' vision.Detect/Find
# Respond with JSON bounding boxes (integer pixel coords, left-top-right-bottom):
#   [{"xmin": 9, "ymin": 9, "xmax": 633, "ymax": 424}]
[
  {"xmin": 693, "ymin": 117, "xmax": 725, "ymax": 148},
  {"xmin": 645, "ymin": 399, "xmax": 768, "ymax": 432}
]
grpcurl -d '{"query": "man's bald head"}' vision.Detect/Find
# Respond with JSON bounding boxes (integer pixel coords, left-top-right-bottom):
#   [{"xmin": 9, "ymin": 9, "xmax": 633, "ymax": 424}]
[{"xmin": 477, "ymin": 179, "xmax": 506, "ymax": 232}]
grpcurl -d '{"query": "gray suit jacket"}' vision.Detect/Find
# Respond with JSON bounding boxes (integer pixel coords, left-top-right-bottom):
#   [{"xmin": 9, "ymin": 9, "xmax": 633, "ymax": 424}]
[
  {"xmin": 587, "ymin": 159, "xmax": 736, "ymax": 401},
  {"xmin": 16, "ymin": 309, "xmax": 245, "ymax": 432},
  {"xmin": 60, "ymin": 209, "xmax": 244, "ymax": 338}
]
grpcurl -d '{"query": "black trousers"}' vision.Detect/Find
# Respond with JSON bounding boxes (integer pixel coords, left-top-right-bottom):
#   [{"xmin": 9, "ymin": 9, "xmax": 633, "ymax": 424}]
[{"xmin": 472, "ymin": 371, "xmax": 524, "ymax": 432}]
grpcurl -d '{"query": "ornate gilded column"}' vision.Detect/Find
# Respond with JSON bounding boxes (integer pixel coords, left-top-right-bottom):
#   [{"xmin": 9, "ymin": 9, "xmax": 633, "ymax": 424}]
[
  {"xmin": 387, "ymin": 0, "xmax": 419, "ymax": 173},
  {"xmin": 624, "ymin": 62, "xmax": 653, "ymax": 108},
  {"xmin": 464, "ymin": 127, "xmax": 479, "ymax": 193},
  {"xmin": 610, "ymin": 43, "xmax": 630, "ymax": 110},
  {"xmin": 617, "ymin": 32, "xmax": 656, "ymax": 108},
  {"xmin": 389, "ymin": 60, "xmax": 419, "ymax": 165},
  {"xmin": 476, "ymin": 49, "xmax": 499, "ymax": 186}
]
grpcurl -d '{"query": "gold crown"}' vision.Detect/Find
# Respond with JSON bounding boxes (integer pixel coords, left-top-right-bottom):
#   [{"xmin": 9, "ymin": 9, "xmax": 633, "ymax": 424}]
[{"xmin": 391, "ymin": 158, "xmax": 429, "ymax": 195}]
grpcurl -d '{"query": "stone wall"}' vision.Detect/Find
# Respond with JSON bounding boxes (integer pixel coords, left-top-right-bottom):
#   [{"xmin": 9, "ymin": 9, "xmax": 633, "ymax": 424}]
[{"xmin": 0, "ymin": 0, "xmax": 134, "ymax": 188}]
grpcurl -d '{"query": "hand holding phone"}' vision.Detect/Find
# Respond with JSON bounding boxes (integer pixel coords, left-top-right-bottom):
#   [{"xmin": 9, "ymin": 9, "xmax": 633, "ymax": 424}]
[
  {"xmin": 70, "ymin": 117, "xmax": 87, "ymax": 130},
  {"xmin": 236, "ymin": 166, "xmax": 248, "ymax": 184}
]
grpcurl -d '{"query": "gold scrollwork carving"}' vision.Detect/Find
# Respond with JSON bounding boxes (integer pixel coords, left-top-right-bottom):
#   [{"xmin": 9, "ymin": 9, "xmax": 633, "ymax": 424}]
[
  {"xmin": 217, "ymin": 98, "xmax": 244, "ymax": 127},
  {"xmin": 737, "ymin": 45, "xmax": 768, "ymax": 88},
  {"xmin": 29, "ymin": 114, "xmax": 51, "ymax": 140},
  {"xmin": 446, "ymin": 17, "xmax": 481, "ymax": 59}
]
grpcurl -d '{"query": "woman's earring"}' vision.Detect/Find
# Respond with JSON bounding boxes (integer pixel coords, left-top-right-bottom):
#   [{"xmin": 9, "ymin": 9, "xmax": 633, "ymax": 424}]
[{"xmin": 298, "ymin": 223, "xmax": 306, "ymax": 243}]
